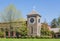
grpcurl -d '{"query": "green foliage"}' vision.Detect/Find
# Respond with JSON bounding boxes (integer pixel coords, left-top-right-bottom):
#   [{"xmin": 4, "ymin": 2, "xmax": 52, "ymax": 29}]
[
  {"xmin": 1, "ymin": 4, "xmax": 22, "ymax": 22},
  {"xmin": 0, "ymin": 31, "xmax": 4, "ymax": 37},
  {"xmin": 51, "ymin": 31, "xmax": 55, "ymax": 38},
  {"xmin": 58, "ymin": 17, "xmax": 60, "ymax": 23},
  {"xmin": 57, "ymin": 17, "xmax": 60, "ymax": 28},
  {"xmin": 16, "ymin": 21, "xmax": 27, "ymax": 36},
  {"xmin": 51, "ymin": 17, "xmax": 60, "ymax": 28},
  {"xmin": 41, "ymin": 23, "xmax": 51, "ymax": 36},
  {"xmin": 18, "ymin": 25, "xmax": 27, "ymax": 36},
  {"xmin": 51, "ymin": 18, "xmax": 57, "ymax": 28}
]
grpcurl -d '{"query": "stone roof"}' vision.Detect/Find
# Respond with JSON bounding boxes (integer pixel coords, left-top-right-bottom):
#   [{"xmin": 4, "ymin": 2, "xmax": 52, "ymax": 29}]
[
  {"xmin": 28, "ymin": 10, "xmax": 38, "ymax": 14},
  {"xmin": 27, "ymin": 10, "xmax": 41, "ymax": 17}
]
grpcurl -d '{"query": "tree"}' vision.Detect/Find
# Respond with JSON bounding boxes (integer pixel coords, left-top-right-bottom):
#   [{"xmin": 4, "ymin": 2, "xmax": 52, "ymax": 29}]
[
  {"xmin": 58, "ymin": 17, "xmax": 60, "ymax": 23},
  {"xmin": 16, "ymin": 21, "xmax": 27, "ymax": 37},
  {"xmin": 1, "ymin": 4, "xmax": 22, "ymax": 22},
  {"xmin": 0, "ymin": 30, "xmax": 4, "ymax": 37},
  {"xmin": 0, "ymin": 4, "xmax": 22, "ymax": 37},
  {"xmin": 41, "ymin": 23, "xmax": 51, "ymax": 36},
  {"xmin": 57, "ymin": 17, "xmax": 60, "ymax": 28},
  {"xmin": 51, "ymin": 31, "xmax": 55, "ymax": 38},
  {"xmin": 0, "ymin": 32, "xmax": 4, "ymax": 37},
  {"xmin": 51, "ymin": 18, "xmax": 57, "ymax": 28}
]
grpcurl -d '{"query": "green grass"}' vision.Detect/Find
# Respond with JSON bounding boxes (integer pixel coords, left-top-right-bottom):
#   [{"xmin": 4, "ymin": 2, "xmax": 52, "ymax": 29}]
[{"xmin": 0, "ymin": 38, "xmax": 60, "ymax": 41}]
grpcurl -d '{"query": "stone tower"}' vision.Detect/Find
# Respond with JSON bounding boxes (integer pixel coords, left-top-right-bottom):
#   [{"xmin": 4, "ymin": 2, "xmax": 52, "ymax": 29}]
[{"xmin": 27, "ymin": 10, "xmax": 41, "ymax": 37}]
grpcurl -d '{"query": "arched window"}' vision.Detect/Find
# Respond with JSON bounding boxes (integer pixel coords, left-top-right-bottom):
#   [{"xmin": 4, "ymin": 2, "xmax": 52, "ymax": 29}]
[{"xmin": 38, "ymin": 19, "xmax": 40, "ymax": 23}]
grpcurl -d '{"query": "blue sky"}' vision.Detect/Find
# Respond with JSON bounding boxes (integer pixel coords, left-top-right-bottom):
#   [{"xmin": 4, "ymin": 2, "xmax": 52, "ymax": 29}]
[{"xmin": 0, "ymin": 0, "xmax": 60, "ymax": 24}]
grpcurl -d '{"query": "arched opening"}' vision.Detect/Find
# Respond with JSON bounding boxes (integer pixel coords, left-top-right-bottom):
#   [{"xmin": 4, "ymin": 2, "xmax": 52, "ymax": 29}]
[
  {"xmin": 31, "ymin": 26, "xmax": 33, "ymax": 34},
  {"xmin": 6, "ymin": 31, "xmax": 8, "ymax": 37}
]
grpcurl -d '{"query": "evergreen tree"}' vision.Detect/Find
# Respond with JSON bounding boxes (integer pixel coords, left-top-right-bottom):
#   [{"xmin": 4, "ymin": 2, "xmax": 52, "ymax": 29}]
[{"xmin": 51, "ymin": 18, "xmax": 57, "ymax": 28}]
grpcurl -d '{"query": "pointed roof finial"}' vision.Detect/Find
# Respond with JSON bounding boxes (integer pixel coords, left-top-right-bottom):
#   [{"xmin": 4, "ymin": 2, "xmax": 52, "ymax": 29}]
[{"xmin": 28, "ymin": 6, "xmax": 39, "ymax": 15}]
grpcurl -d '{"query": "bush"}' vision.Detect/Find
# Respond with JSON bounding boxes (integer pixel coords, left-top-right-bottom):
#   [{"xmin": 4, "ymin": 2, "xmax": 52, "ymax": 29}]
[
  {"xmin": 0, "ymin": 31, "xmax": 4, "ymax": 38},
  {"xmin": 40, "ymin": 35, "xmax": 52, "ymax": 39}
]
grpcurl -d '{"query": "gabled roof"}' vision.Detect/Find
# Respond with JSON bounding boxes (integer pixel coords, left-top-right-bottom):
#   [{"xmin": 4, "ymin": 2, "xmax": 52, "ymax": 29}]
[{"xmin": 50, "ymin": 28, "xmax": 60, "ymax": 33}]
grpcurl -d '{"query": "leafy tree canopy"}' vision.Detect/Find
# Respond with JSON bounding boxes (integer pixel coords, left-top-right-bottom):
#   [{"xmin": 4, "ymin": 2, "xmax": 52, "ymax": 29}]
[{"xmin": 1, "ymin": 4, "xmax": 22, "ymax": 22}]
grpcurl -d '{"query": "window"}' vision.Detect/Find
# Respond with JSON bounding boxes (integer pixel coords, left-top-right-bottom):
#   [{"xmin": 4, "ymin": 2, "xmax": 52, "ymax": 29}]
[{"xmin": 38, "ymin": 19, "xmax": 40, "ymax": 23}]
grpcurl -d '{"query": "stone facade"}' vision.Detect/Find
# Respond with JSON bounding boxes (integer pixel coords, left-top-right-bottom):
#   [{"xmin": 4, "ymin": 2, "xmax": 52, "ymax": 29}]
[
  {"xmin": 27, "ymin": 10, "xmax": 41, "ymax": 37},
  {"xmin": 0, "ymin": 21, "xmax": 25, "ymax": 38},
  {"xmin": 0, "ymin": 10, "xmax": 41, "ymax": 37}
]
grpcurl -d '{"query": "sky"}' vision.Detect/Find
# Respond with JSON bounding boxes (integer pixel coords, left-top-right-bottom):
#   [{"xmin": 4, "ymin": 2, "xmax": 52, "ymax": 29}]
[{"xmin": 0, "ymin": 0, "xmax": 60, "ymax": 24}]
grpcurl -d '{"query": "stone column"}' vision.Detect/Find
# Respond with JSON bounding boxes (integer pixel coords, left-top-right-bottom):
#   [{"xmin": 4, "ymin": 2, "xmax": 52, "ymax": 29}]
[
  {"xmin": 4, "ymin": 28, "xmax": 6, "ymax": 38},
  {"xmin": 13, "ymin": 27, "xmax": 16, "ymax": 37},
  {"xmin": 13, "ymin": 31, "xmax": 16, "ymax": 37},
  {"xmin": 4, "ymin": 32, "xmax": 6, "ymax": 38},
  {"xmin": 8, "ymin": 31, "xmax": 10, "ymax": 37}
]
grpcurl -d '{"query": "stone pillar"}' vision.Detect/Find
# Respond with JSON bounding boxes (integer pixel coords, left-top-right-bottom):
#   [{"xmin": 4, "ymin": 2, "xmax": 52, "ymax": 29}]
[
  {"xmin": 4, "ymin": 32, "xmax": 6, "ymax": 38},
  {"xmin": 8, "ymin": 31, "xmax": 10, "ymax": 37},
  {"xmin": 4, "ymin": 28, "xmax": 6, "ymax": 38},
  {"xmin": 13, "ymin": 31, "xmax": 16, "ymax": 37},
  {"xmin": 56, "ymin": 34, "xmax": 58, "ymax": 38}
]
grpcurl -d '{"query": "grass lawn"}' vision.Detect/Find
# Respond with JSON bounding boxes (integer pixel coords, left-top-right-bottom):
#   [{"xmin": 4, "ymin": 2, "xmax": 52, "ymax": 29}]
[{"xmin": 0, "ymin": 38, "xmax": 60, "ymax": 41}]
